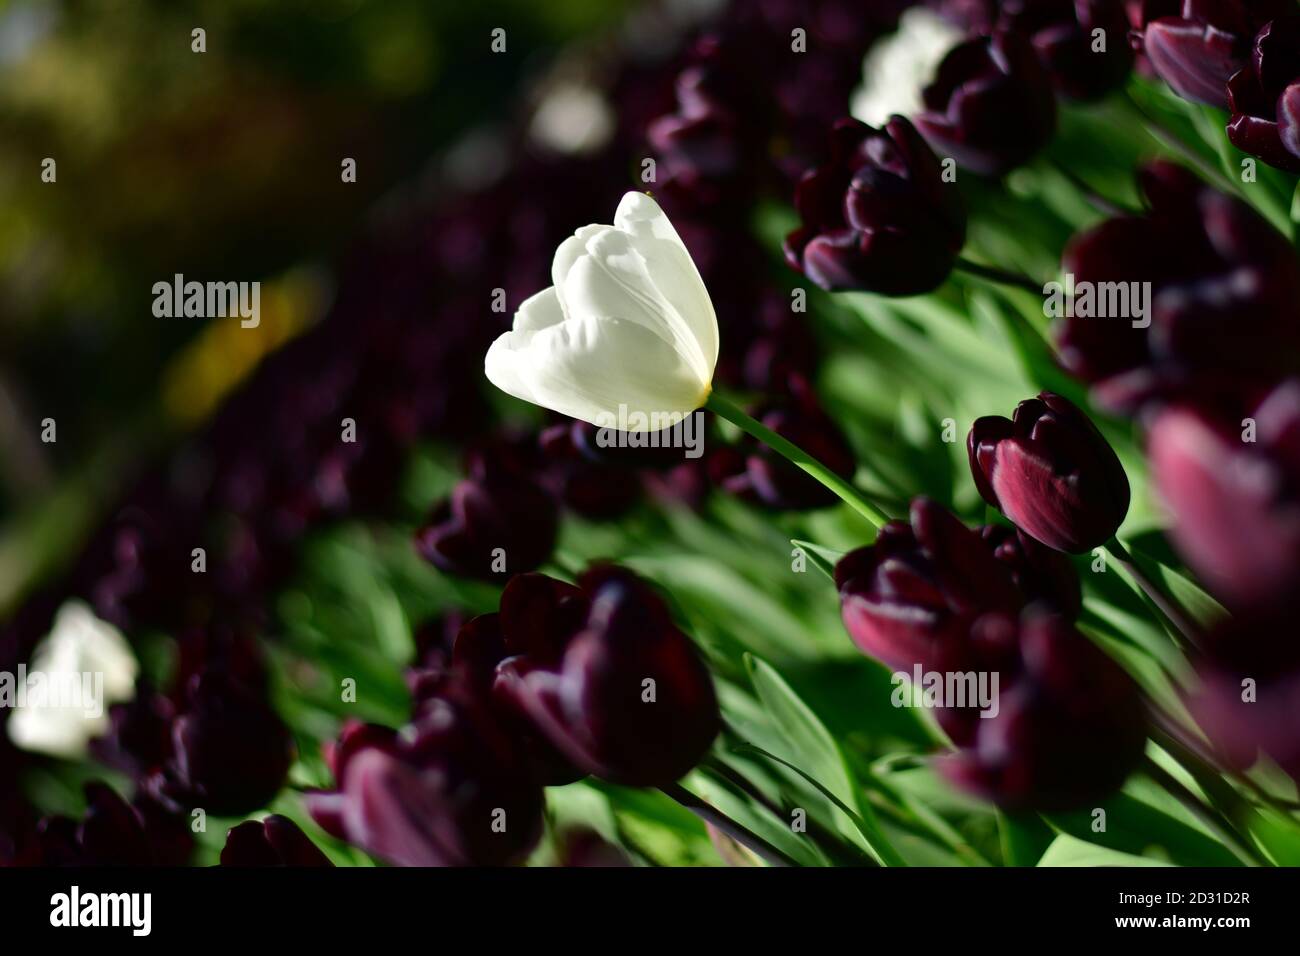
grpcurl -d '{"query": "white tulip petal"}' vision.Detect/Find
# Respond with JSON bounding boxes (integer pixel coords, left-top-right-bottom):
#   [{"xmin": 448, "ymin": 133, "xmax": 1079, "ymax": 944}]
[
  {"xmin": 487, "ymin": 312, "xmax": 706, "ymax": 429},
  {"xmin": 485, "ymin": 191, "xmax": 718, "ymax": 430},
  {"xmin": 612, "ymin": 194, "xmax": 718, "ymax": 369},
  {"xmin": 6, "ymin": 600, "xmax": 137, "ymax": 759},
  {"xmin": 552, "ymin": 224, "xmax": 608, "ymax": 310}
]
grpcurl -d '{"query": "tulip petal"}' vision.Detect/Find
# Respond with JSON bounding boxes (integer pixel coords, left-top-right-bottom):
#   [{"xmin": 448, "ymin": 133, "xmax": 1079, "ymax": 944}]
[{"xmin": 486, "ymin": 304, "xmax": 707, "ymax": 429}]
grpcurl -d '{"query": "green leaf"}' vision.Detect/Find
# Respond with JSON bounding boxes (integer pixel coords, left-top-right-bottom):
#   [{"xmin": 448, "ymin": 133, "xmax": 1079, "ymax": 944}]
[
  {"xmin": 1249, "ymin": 807, "xmax": 1300, "ymax": 866},
  {"xmin": 1037, "ymin": 834, "xmax": 1172, "ymax": 867},
  {"xmin": 998, "ymin": 811, "xmax": 1055, "ymax": 867},
  {"xmin": 743, "ymin": 655, "xmax": 905, "ymax": 866},
  {"xmin": 737, "ymin": 742, "xmax": 901, "ymax": 867},
  {"xmin": 790, "ymin": 539, "xmax": 843, "ymax": 583},
  {"xmin": 1121, "ymin": 529, "xmax": 1228, "ymax": 628},
  {"xmin": 1042, "ymin": 791, "xmax": 1241, "ymax": 867}
]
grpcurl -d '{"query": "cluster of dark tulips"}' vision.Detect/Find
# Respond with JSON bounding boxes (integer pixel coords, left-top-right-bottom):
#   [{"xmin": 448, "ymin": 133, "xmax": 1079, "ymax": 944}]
[
  {"xmin": 1, "ymin": 0, "xmax": 1298, "ymax": 867},
  {"xmin": 305, "ymin": 568, "xmax": 719, "ymax": 865}
]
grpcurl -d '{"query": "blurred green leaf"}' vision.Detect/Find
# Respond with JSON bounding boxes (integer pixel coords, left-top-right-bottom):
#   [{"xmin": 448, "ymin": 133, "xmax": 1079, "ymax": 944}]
[
  {"xmin": 744, "ymin": 654, "xmax": 904, "ymax": 866},
  {"xmin": 1038, "ymin": 834, "xmax": 1172, "ymax": 867}
]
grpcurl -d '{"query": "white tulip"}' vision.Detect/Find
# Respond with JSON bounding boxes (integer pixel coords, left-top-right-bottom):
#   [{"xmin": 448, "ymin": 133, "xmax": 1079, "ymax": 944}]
[
  {"xmin": 850, "ymin": 7, "xmax": 962, "ymax": 127},
  {"xmin": 484, "ymin": 191, "xmax": 718, "ymax": 431},
  {"xmin": 6, "ymin": 600, "xmax": 138, "ymax": 759}
]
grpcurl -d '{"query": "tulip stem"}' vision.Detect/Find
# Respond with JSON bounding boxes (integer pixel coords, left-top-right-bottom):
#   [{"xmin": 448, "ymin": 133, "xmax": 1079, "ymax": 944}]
[
  {"xmin": 705, "ymin": 392, "xmax": 889, "ymax": 528},
  {"xmin": 1104, "ymin": 538, "xmax": 1201, "ymax": 652},
  {"xmin": 658, "ymin": 782, "xmax": 798, "ymax": 867},
  {"xmin": 952, "ymin": 258, "xmax": 1043, "ymax": 295}
]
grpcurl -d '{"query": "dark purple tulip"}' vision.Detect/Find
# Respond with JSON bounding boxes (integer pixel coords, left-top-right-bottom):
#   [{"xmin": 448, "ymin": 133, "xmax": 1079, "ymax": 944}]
[
  {"xmin": 221, "ymin": 815, "xmax": 333, "ymax": 867},
  {"xmin": 979, "ymin": 524, "xmax": 1083, "ymax": 616},
  {"xmin": 1056, "ymin": 162, "xmax": 1300, "ymax": 414},
  {"xmin": 1187, "ymin": 608, "xmax": 1300, "ymax": 783},
  {"xmin": 708, "ymin": 382, "xmax": 858, "ymax": 510},
  {"xmin": 35, "ymin": 784, "xmax": 192, "ymax": 866},
  {"xmin": 740, "ymin": 294, "xmax": 821, "ymax": 394},
  {"xmin": 305, "ymin": 695, "xmax": 544, "ymax": 867},
  {"xmin": 939, "ymin": 0, "xmax": 1135, "ymax": 99},
  {"xmin": 784, "ymin": 116, "xmax": 966, "ymax": 295},
  {"xmin": 1135, "ymin": 0, "xmax": 1291, "ymax": 107},
  {"xmin": 941, "ymin": 610, "xmax": 1147, "ymax": 810},
  {"xmin": 165, "ymin": 672, "xmax": 295, "ymax": 816},
  {"xmin": 834, "ymin": 498, "xmax": 1024, "ymax": 672},
  {"xmin": 969, "ymin": 392, "xmax": 1130, "ymax": 553},
  {"xmin": 537, "ymin": 424, "xmax": 644, "ymax": 520},
  {"xmin": 90, "ymin": 508, "xmax": 200, "ymax": 633},
  {"xmin": 414, "ymin": 442, "xmax": 558, "ymax": 581},
  {"xmin": 915, "ymin": 31, "xmax": 1057, "ymax": 176},
  {"xmin": 1227, "ymin": 16, "xmax": 1300, "ymax": 172},
  {"xmin": 405, "ymin": 610, "xmax": 469, "ymax": 704},
  {"xmin": 494, "ymin": 567, "xmax": 720, "ymax": 788},
  {"xmin": 1147, "ymin": 380, "xmax": 1300, "ymax": 610},
  {"xmin": 89, "ymin": 684, "xmax": 175, "ymax": 777},
  {"xmin": 445, "ymin": 598, "xmax": 587, "ymax": 788}
]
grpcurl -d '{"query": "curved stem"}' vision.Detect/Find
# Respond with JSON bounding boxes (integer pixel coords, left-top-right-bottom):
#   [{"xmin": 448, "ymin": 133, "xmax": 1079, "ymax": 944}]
[
  {"xmin": 1104, "ymin": 538, "xmax": 1201, "ymax": 652},
  {"xmin": 953, "ymin": 258, "xmax": 1043, "ymax": 295},
  {"xmin": 705, "ymin": 392, "xmax": 889, "ymax": 528},
  {"xmin": 658, "ymin": 782, "xmax": 797, "ymax": 867}
]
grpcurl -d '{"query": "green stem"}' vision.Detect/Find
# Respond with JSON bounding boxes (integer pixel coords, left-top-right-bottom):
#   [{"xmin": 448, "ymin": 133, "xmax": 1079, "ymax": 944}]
[
  {"xmin": 705, "ymin": 392, "xmax": 889, "ymax": 528},
  {"xmin": 953, "ymin": 257, "xmax": 1043, "ymax": 295},
  {"xmin": 658, "ymin": 782, "xmax": 797, "ymax": 867},
  {"xmin": 1104, "ymin": 538, "xmax": 1200, "ymax": 652}
]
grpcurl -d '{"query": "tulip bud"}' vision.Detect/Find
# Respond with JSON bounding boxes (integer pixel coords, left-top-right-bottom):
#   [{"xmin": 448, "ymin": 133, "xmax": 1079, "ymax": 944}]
[
  {"xmin": 494, "ymin": 567, "xmax": 720, "ymax": 787},
  {"xmin": 1055, "ymin": 162, "xmax": 1300, "ymax": 413},
  {"xmin": 1135, "ymin": 1, "xmax": 1291, "ymax": 107},
  {"xmin": 35, "ymin": 783, "xmax": 192, "ymax": 866},
  {"xmin": 979, "ymin": 524, "xmax": 1083, "ymax": 617},
  {"xmin": 941, "ymin": 610, "xmax": 1147, "ymax": 810},
  {"xmin": 915, "ymin": 31, "xmax": 1057, "ymax": 176},
  {"xmin": 834, "ymin": 498, "xmax": 1024, "ymax": 671},
  {"xmin": 166, "ymin": 672, "xmax": 295, "ymax": 816},
  {"xmin": 784, "ymin": 116, "xmax": 966, "ymax": 294},
  {"xmin": 451, "ymin": 600, "xmax": 588, "ymax": 788},
  {"xmin": 414, "ymin": 442, "xmax": 558, "ymax": 581},
  {"xmin": 937, "ymin": 0, "xmax": 1134, "ymax": 100},
  {"xmin": 305, "ymin": 690, "xmax": 544, "ymax": 867},
  {"xmin": 221, "ymin": 815, "xmax": 333, "ymax": 867},
  {"xmin": 1187, "ymin": 608, "xmax": 1300, "ymax": 783},
  {"xmin": 537, "ymin": 423, "xmax": 645, "ymax": 520},
  {"xmin": 1147, "ymin": 380, "xmax": 1300, "ymax": 610},
  {"xmin": 969, "ymin": 392, "xmax": 1130, "ymax": 553},
  {"xmin": 484, "ymin": 192, "xmax": 720, "ymax": 430},
  {"xmin": 1227, "ymin": 16, "xmax": 1300, "ymax": 172}
]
